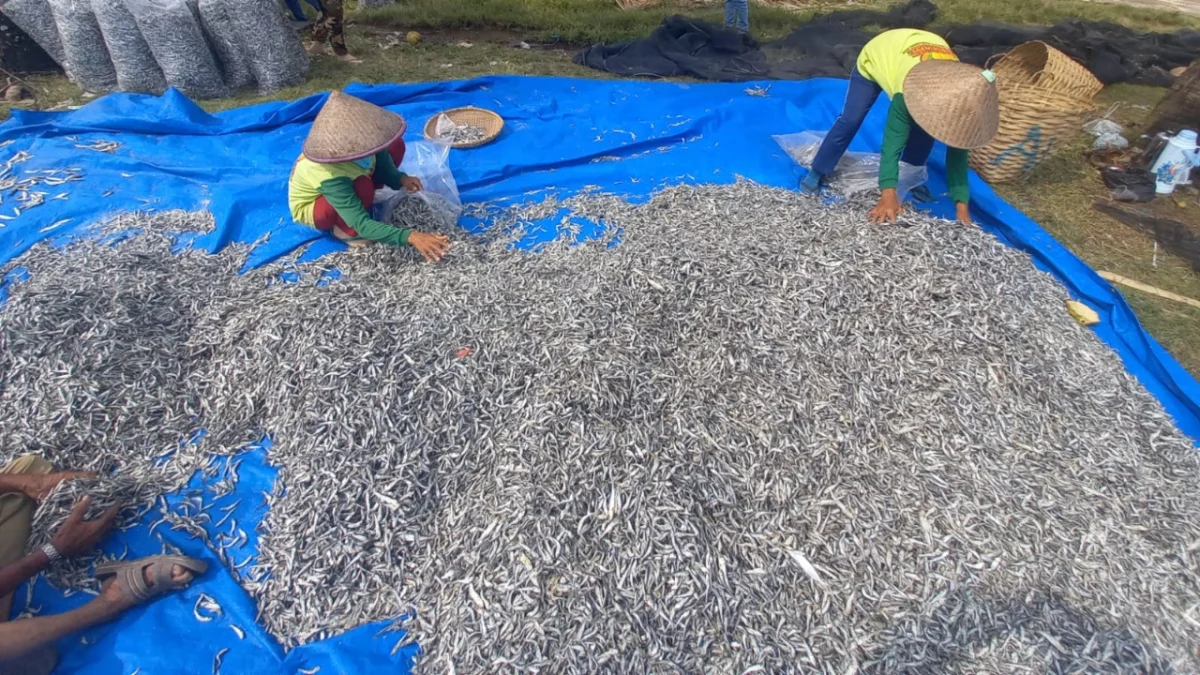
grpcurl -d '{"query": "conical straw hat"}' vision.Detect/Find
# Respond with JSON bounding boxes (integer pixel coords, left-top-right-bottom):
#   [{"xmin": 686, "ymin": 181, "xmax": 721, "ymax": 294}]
[
  {"xmin": 903, "ymin": 61, "xmax": 1000, "ymax": 150},
  {"xmin": 302, "ymin": 91, "xmax": 407, "ymax": 164}
]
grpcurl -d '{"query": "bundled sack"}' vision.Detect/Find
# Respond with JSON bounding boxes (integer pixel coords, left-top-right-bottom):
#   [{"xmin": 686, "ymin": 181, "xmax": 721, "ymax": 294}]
[
  {"xmin": 45, "ymin": 0, "xmax": 116, "ymax": 91},
  {"xmin": 224, "ymin": 0, "xmax": 308, "ymax": 94},
  {"xmin": 196, "ymin": 0, "xmax": 254, "ymax": 91},
  {"xmin": 89, "ymin": 0, "xmax": 166, "ymax": 94},
  {"xmin": 126, "ymin": 0, "xmax": 228, "ymax": 99},
  {"xmin": 0, "ymin": 0, "xmax": 67, "ymax": 65}
]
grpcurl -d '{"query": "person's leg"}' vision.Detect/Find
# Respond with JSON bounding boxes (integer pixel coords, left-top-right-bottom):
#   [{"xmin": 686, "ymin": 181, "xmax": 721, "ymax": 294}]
[
  {"xmin": 724, "ymin": 0, "xmax": 735, "ymax": 28},
  {"xmin": 0, "ymin": 456, "xmax": 53, "ymax": 621},
  {"xmin": 309, "ymin": 14, "xmax": 330, "ymax": 54},
  {"xmin": 736, "ymin": 0, "xmax": 749, "ymax": 33},
  {"xmin": 281, "ymin": 0, "xmax": 307, "ymax": 22},
  {"xmin": 803, "ymin": 68, "xmax": 882, "ymax": 192},
  {"xmin": 0, "ymin": 560, "xmax": 196, "ymax": 663},
  {"xmin": 0, "ymin": 456, "xmax": 56, "ymax": 675},
  {"xmin": 900, "ymin": 126, "xmax": 937, "ymax": 202},
  {"xmin": 314, "ymin": 177, "xmax": 374, "ymax": 244}
]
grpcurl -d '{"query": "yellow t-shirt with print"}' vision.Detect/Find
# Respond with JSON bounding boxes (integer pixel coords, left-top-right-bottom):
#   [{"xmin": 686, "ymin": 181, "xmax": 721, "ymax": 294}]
[
  {"xmin": 855, "ymin": 29, "xmax": 958, "ymax": 98},
  {"xmin": 287, "ymin": 155, "xmax": 375, "ymax": 226}
]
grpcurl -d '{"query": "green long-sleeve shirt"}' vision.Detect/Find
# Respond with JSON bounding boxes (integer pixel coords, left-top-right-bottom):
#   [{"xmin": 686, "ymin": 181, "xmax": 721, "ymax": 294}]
[
  {"xmin": 879, "ymin": 93, "xmax": 970, "ymax": 205},
  {"xmin": 317, "ymin": 151, "xmax": 412, "ymax": 246}
]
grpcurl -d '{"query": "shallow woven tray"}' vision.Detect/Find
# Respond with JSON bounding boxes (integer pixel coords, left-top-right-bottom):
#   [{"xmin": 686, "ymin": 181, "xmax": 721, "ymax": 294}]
[{"xmin": 423, "ymin": 107, "xmax": 504, "ymax": 149}]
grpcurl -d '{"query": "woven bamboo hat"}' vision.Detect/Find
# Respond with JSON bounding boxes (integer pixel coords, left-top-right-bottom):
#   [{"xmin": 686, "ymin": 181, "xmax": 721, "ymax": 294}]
[
  {"xmin": 903, "ymin": 61, "xmax": 1000, "ymax": 150},
  {"xmin": 302, "ymin": 91, "xmax": 407, "ymax": 164}
]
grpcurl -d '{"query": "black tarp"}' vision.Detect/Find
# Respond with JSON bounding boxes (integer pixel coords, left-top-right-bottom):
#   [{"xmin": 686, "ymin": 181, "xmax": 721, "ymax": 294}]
[{"xmin": 575, "ymin": 0, "xmax": 1200, "ymax": 86}]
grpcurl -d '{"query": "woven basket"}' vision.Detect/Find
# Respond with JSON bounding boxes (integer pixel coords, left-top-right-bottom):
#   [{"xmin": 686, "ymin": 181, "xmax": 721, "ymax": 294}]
[
  {"xmin": 423, "ymin": 107, "xmax": 504, "ymax": 149},
  {"xmin": 971, "ymin": 42, "xmax": 1102, "ymax": 183}
]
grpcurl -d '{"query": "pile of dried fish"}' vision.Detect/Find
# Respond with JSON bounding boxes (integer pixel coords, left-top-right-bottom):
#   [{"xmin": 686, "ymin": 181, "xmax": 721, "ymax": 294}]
[
  {"xmin": 45, "ymin": 0, "xmax": 117, "ymax": 92},
  {"xmin": 385, "ymin": 192, "xmax": 461, "ymax": 232},
  {"xmin": 2, "ymin": 183, "xmax": 1199, "ymax": 673}
]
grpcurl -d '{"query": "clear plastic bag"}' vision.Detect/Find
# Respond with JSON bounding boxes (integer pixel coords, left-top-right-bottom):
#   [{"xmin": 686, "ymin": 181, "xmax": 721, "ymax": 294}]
[
  {"xmin": 372, "ymin": 140, "xmax": 464, "ymax": 232},
  {"xmin": 774, "ymin": 130, "xmax": 927, "ymax": 199}
]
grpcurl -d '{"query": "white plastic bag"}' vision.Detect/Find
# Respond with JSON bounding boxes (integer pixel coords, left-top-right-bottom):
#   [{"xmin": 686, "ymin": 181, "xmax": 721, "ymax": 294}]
[
  {"xmin": 774, "ymin": 130, "xmax": 927, "ymax": 199},
  {"xmin": 372, "ymin": 140, "xmax": 464, "ymax": 232}
]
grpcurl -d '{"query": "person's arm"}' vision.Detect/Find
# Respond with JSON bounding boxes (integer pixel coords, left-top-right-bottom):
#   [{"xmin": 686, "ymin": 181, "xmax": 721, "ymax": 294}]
[
  {"xmin": 372, "ymin": 150, "xmax": 406, "ymax": 191},
  {"xmin": 0, "ymin": 551, "xmax": 50, "ymax": 600},
  {"xmin": 0, "ymin": 496, "xmax": 118, "ymax": 599},
  {"xmin": 318, "ymin": 177, "xmax": 413, "ymax": 246},
  {"xmin": 878, "ymin": 94, "xmax": 912, "ymax": 194},
  {"xmin": 945, "ymin": 146, "xmax": 971, "ymax": 223},
  {"xmin": 0, "ymin": 471, "xmax": 92, "ymax": 499}
]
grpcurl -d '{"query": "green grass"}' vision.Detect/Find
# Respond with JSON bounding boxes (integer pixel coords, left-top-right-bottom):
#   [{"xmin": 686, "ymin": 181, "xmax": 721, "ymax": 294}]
[
  {"xmin": 995, "ymin": 84, "xmax": 1200, "ymax": 375},
  {"xmin": 355, "ymin": 0, "xmax": 1200, "ymax": 43}
]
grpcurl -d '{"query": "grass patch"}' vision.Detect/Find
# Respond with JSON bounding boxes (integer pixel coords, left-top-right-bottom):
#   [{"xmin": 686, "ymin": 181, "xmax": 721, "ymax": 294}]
[
  {"xmin": 995, "ymin": 85, "xmax": 1200, "ymax": 376},
  {"xmin": 356, "ymin": 0, "xmax": 1200, "ymax": 43}
]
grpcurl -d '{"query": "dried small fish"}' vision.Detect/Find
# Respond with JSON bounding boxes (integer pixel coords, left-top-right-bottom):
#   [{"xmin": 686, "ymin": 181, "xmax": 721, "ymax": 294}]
[{"xmin": 2, "ymin": 185, "xmax": 1198, "ymax": 672}]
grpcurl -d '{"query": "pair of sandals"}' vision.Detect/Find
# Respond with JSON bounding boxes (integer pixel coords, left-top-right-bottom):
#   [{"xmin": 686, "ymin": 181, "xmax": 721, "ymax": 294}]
[{"xmin": 95, "ymin": 554, "xmax": 208, "ymax": 604}]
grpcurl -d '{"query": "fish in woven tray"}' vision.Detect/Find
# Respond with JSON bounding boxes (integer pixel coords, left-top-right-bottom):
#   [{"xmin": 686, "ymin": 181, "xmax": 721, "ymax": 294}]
[{"xmin": 431, "ymin": 114, "xmax": 488, "ymax": 145}]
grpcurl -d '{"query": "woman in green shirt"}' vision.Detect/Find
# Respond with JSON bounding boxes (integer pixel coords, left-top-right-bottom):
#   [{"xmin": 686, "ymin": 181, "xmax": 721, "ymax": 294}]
[
  {"xmin": 799, "ymin": 29, "xmax": 1000, "ymax": 225},
  {"xmin": 288, "ymin": 91, "xmax": 451, "ymax": 262}
]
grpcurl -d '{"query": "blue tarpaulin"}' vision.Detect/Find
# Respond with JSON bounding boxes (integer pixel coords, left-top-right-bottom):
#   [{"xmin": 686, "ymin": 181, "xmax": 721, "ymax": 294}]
[{"xmin": 1, "ymin": 75, "xmax": 1198, "ymax": 674}]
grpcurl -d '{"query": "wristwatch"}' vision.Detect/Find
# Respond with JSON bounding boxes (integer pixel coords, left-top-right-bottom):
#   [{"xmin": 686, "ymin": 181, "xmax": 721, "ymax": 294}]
[{"xmin": 40, "ymin": 543, "xmax": 60, "ymax": 563}]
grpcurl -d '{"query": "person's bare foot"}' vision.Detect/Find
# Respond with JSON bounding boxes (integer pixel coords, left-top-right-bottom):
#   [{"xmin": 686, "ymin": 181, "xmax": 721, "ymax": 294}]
[
  {"xmin": 346, "ymin": 238, "xmax": 372, "ymax": 249},
  {"xmin": 307, "ymin": 41, "xmax": 327, "ymax": 56},
  {"xmin": 98, "ymin": 562, "xmax": 194, "ymax": 612},
  {"xmin": 336, "ymin": 53, "xmax": 362, "ymax": 64}
]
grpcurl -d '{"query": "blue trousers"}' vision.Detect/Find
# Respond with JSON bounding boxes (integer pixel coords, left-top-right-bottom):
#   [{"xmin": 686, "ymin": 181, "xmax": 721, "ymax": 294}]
[
  {"xmin": 284, "ymin": 0, "xmax": 324, "ymax": 21},
  {"xmin": 724, "ymin": 0, "xmax": 748, "ymax": 32},
  {"xmin": 809, "ymin": 67, "xmax": 935, "ymax": 179}
]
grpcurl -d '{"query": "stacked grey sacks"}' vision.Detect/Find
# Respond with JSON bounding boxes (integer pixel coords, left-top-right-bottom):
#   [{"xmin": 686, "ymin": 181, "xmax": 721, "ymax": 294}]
[
  {"xmin": 45, "ymin": 0, "xmax": 117, "ymax": 92},
  {"xmin": 1, "ymin": 0, "xmax": 67, "ymax": 65},
  {"xmin": 195, "ymin": 0, "xmax": 254, "ymax": 91},
  {"xmin": 125, "ymin": 0, "xmax": 228, "ymax": 99},
  {"xmin": 89, "ymin": 0, "xmax": 167, "ymax": 94},
  {"xmin": 223, "ymin": 0, "xmax": 309, "ymax": 94}
]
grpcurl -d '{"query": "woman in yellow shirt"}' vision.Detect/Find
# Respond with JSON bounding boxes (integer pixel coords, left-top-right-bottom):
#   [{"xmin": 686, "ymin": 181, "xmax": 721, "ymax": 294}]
[
  {"xmin": 799, "ymin": 29, "xmax": 999, "ymax": 225},
  {"xmin": 288, "ymin": 91, "xmax": 451, "ymax": 262}
]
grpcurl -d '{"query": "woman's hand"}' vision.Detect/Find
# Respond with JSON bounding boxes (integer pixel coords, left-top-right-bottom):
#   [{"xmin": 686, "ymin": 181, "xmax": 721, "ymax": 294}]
[
  {"xmin": 868, "ymin": 188, "xmax": 903, "ymax": 224},
  {"xmin": 408, "ymin": 231, "xmax": 451, "ymax": 263},
  {"xmin": 401, "ymin": 176, "xmax": 423, "ymax": 192},
  {"xmin": 50, "ymin": 497, "xmax": 121, "ymax": 558},
  {"xmin": 955, "ymin": 202, "xmax": 972, "ymax": 224}
]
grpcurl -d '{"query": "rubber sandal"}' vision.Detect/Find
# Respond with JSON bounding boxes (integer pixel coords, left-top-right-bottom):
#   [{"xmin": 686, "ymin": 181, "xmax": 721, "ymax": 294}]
[{"xmin": 94, "ymin": 555, "xmax": 207, "ymax": 604}]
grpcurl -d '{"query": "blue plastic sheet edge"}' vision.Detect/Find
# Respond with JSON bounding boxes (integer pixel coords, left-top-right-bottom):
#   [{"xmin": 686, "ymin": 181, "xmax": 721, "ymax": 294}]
[{"xmin": 0, "ymin": 75, "xmax": 1197, "ymax": 675}]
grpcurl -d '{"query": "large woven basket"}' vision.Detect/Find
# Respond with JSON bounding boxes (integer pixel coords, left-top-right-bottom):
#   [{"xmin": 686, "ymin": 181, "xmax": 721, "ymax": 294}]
[
  {"xmin": 971, "ymin": 42, "xmax": 1103, "ymax": 184},
  {"xmin": 423, "ymin": 107, "xmax": 504, "ymax": 149}
]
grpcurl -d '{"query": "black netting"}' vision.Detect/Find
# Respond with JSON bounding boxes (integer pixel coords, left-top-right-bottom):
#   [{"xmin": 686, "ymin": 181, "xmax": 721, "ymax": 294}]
[{"xmin": 575, "ymin": 0, "xmax": 1200, "ymax": 86}]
